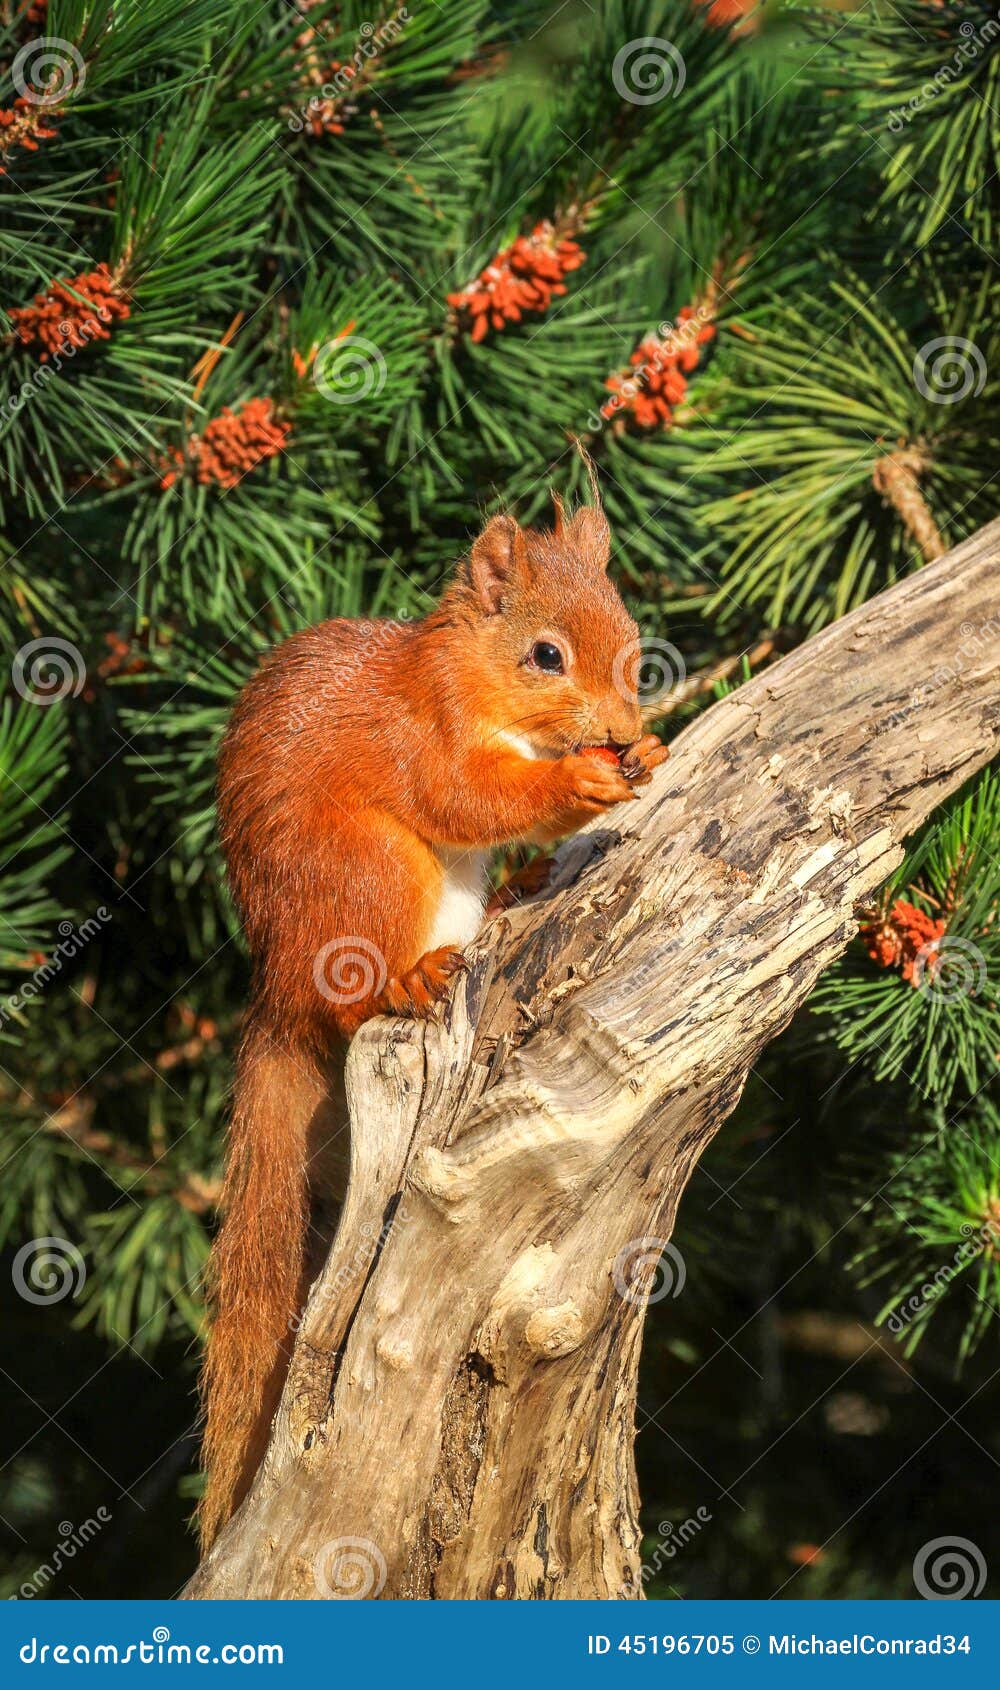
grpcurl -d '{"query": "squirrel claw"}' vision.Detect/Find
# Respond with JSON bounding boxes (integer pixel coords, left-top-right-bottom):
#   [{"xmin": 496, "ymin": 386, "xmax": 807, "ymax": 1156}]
[
  {"xmin": 621, "ymin": 732, "xmax": 670, "ymax": 787},
  {"xmin": 380, "ymin": 946, "xmax": 467, "ymax": 1020}
]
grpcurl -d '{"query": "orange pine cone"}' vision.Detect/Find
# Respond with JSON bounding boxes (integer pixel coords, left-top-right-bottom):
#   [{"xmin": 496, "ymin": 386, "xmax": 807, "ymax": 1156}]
[
  {"xmin": 160, "ymin": 398, "xmax": 291, "ymax": 492},
  {"xmin": 448, "ymin": 220, "xmax": 586, "ymax": 342},
  {"xmin": 0, "ymin": 96, "xmax": 60, "ymax": 175},
  {"xmin": 602, "ymin": 302, "xmax": 717, "ymax": 432},
  {"xmin": 8, "ymin": 263, "xmax": 130, "ymax": 360},
  {"xmin": 860, "ymin": 898, "xmax": 947, "ymax": 986},
  {"xmin": 696, "ymin": 0, "xmax": 760, "ymax": 28}
]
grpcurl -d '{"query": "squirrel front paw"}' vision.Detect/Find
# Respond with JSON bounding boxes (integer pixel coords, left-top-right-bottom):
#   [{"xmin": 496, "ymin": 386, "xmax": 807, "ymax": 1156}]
[
  {"xmin": 619, "ymin": 732, "xmax": 670, "ymax": 789},
  {"xmin": 561, "ymin": 752, "xmax": 637, "ymax": 812}
]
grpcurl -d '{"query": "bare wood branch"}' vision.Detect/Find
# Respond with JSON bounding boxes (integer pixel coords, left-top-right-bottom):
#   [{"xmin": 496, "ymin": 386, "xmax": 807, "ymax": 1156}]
[{"xmin": 186, "ymin": 520, "xmax": 1000, "ymax": 1600}]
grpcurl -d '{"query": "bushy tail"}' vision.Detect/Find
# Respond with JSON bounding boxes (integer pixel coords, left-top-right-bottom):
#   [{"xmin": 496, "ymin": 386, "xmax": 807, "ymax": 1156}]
[{"xmin": 198, "ymin": 1024, "xmax": 321, "ymax": 1551}]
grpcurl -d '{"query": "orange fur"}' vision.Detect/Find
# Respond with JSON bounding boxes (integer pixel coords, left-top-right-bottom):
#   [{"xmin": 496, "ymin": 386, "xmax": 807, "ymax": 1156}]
[{"xmin": 198, "ymin": 496, "xmax": 669, "ymax": 1548}]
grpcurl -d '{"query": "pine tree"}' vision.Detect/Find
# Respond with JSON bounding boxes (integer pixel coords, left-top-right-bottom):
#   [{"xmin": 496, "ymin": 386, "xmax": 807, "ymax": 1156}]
[{"xmin": 0, "ymin": 0, "xmax": 997, "ymax": 1598}]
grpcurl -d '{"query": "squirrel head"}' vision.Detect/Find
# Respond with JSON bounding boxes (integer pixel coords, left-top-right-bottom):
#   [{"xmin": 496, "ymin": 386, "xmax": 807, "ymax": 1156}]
[{"xmin": 448, "ymin": 488, "xmax": 644, "ymax": 755}]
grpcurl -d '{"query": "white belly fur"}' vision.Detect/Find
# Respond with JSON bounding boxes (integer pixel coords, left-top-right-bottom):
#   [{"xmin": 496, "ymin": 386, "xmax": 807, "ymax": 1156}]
[{"xmin": 427, "ymin": 848, "xmax": 490, "ymax": 949}]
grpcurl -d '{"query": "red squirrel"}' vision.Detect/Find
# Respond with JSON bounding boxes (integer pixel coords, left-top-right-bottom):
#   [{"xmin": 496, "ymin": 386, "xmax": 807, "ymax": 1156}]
[{"xmin": 199, "ymin": 488, "xmax": 669, "ymax": 1548}]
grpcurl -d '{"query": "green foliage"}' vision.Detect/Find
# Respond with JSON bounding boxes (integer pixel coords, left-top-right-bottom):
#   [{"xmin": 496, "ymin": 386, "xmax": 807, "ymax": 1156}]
[
  {"xmin": 849, "ymin": 1099, "xmax": 1000, "ymax": 1369},
  {"xmin": 812, "ymin": 768, "xmax": 1000, "ymax": 1105},
  {"xmin": 0, "ymin": 701, "xmax": 70, "ymax": 975},
  {"xmin": 840, "ymin": 0, "xmax": 1000, "ymax": 247},
  {"xmin": 77, "ymin": 1194, "xmax": 209, "ymax": 1352},
  {"xmin": 0, "ymin": 0, "xmax": 998, "ymax": 1596},
  {"xmin": 121, "ymin": 543, "xmax": 427, "ymax": 881},
  {"xmin": 699, "ymin": 268, "xmax": 999, "ymax": 627}
]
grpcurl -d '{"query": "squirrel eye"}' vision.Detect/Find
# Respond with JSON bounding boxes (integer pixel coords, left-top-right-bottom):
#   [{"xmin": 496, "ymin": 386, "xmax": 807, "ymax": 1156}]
[{"xmin": 530, "ymin": 640, "xmax": 564, "ymax": 674}]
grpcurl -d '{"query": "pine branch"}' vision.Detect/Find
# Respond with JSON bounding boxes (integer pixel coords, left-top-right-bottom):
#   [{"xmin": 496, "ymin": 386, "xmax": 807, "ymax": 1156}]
[{"xmin": 43, "ymin": 1093, "xmax": 223, "ymax": 1214}]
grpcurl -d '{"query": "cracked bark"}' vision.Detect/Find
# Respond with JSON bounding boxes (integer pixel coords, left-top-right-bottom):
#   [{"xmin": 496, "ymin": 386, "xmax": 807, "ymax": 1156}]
[{"xmin": 185, "ymin": 519, "xmax": 1000, "ymax": 1600}]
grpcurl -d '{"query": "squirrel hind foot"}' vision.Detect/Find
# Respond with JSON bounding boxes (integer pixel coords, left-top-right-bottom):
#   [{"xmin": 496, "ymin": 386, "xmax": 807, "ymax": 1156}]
[
  {"xmin": 377, "ymin": 945, "xmax": 468, "ymax": 1019},
  {"xmin": 485, "ymin": 853, "xmax": 555, "ymax": 916}
]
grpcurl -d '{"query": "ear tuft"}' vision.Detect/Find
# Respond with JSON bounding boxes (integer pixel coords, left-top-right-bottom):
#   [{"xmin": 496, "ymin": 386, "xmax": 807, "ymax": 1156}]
[
  {"xmin": 566, "ymin": 438, "xmax": 612, "ymax": 570},
  {"xmin": 550, "ymin": 489, "xmax": 566, "ymax": 535},
  {"xmin": 469, "ymin": 514, "xmax": 529, "ymax": 614}
]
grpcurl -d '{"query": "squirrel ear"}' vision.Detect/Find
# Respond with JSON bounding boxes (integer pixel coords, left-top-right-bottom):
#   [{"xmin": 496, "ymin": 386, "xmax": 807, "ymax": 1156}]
[
  {"xmin": 568, "ymin": 504, "xmax": 611, "ymax": 571},
  {"xmin": 469, "ymin": 514, "xmax": 529, "ymax": 615}
]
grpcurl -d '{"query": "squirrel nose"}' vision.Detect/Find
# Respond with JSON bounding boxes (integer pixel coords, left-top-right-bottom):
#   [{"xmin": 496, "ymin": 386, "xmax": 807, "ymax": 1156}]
[{"xmin": 602, "ymin": 697, "xmax": 642, "ymax": 746}]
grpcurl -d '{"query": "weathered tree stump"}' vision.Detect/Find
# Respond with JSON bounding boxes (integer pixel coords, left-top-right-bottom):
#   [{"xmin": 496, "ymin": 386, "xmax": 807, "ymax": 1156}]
[{"xmin": 186, "ymin": 520, "xmax": 1000, "ymax": 1599}]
